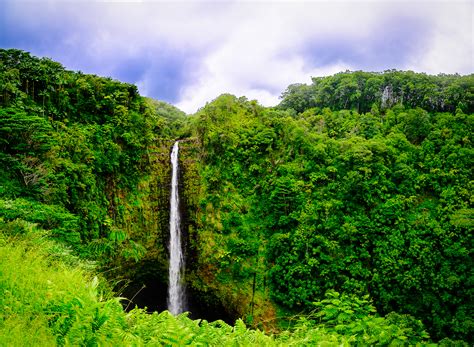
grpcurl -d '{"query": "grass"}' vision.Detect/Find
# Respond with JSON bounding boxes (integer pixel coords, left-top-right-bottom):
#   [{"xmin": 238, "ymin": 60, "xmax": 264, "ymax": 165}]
[{"xmin": 0, "ymin": 219, "xmax": 448, "ymax": 346}]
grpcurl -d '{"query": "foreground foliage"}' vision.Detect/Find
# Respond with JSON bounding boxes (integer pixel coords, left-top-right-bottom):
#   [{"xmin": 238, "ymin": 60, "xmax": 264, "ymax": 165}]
[{"xmin": 1, "ymin": 223, "xmax": 437, "ymax": 346}]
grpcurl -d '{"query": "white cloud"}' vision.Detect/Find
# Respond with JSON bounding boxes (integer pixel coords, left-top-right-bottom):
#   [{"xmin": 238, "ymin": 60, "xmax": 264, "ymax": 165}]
[{"xmin": 404, "ymin": 2, "xmax": 473, "ymax": 74}]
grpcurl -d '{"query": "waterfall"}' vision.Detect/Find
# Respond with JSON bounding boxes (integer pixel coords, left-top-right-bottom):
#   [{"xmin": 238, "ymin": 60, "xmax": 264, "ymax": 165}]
[{"xmin": 167, "ymin": 141, "xmax": 186, "ymax": 315}]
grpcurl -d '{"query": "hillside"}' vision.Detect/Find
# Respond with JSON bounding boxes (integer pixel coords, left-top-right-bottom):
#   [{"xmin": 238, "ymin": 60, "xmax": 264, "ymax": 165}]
[{"xmin": 188, "ymin": 87, "xmax": 472, "ymax": 341}]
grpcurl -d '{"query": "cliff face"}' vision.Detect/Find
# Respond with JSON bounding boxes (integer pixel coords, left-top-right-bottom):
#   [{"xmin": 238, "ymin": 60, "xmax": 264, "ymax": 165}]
[
  {"xmin": 111, "ymin": 140, "xmax": 173, "ymax": 310},
  {"xmin": 113, "ymin": 138, "xmax": 245, "ymax": 320},
  {"xmin": 110, "ymin": 138, "xmax": 230, "ymax": 318},
  {"xmin": 176, "ymin": 139, "xmax": 202, "ymax": 268},
  {"xmin": 112, "ymin": 139, "xmax": 218, "ymax": 315}
]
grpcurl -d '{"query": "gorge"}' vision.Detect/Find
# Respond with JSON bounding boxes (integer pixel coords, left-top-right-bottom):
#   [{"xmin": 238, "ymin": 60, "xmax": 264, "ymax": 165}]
[{"xmin": 0, "ymin": 49, "xmax": 472, "ymax": 344}]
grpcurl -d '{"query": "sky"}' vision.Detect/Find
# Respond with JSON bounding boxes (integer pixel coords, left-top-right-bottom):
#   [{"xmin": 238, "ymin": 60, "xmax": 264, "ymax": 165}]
[{"xmin": 0, "ymin": 0, "xmax": 473, "ymax": 114}]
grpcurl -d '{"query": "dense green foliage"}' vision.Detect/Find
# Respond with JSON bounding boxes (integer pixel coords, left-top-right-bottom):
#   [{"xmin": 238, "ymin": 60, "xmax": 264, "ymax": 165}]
[
  {"xmin": 1, "ymin": 50, "xmax": 472, "ymax": 344},
  {"xmin": 191, "ymin": 75, "xmax": 473, "ymax": 341}
]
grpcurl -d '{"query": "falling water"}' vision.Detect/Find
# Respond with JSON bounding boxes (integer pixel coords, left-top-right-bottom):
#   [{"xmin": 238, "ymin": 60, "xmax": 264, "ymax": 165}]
[{"xmin": 167, "ymin": 141, "xmax": 186, "ymax": 315}]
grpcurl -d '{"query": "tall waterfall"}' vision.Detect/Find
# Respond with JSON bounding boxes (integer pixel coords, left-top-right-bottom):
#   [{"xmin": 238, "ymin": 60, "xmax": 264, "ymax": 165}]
[{"xmin": 167, "ymin": 141, "xmax": 186, "ymax": 315}]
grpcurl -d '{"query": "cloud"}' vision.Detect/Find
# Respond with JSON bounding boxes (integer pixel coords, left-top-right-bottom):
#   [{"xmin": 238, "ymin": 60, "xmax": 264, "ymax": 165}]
[
  {"xmin": 1, "ymin": 0, "xmax": 472, "ymax": 113},
  {"xmin": 404, "ymin": 2, "xmax": 473, "ymax": 74},
  {"xmin": 297, "ymin": 14, "xmax": 432, "ymax": 71}
]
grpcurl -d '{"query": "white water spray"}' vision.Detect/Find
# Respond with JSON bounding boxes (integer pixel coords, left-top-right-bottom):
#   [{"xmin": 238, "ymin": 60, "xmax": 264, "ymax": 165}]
[{"xmin": 167, "ymin": 141, "xmax": 186, "ymax": 315}]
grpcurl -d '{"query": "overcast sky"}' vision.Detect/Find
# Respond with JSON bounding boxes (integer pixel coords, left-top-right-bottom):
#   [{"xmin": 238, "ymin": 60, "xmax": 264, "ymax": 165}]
[{"xmin": 1, "ymin": 0, "xmax": 472, "ymax": 113}]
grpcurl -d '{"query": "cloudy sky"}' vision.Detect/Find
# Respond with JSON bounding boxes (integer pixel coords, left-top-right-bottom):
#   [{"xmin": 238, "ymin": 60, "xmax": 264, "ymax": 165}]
[{"xmin": 1, "ymin": 0, "xmax": 472, "ymax": 113}]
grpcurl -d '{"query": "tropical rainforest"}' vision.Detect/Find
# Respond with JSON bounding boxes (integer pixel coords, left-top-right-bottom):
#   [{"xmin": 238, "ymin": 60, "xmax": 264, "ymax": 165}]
[{"xmin": 0, "ymin": 48, "xmax": 472, "ymax": 345}]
